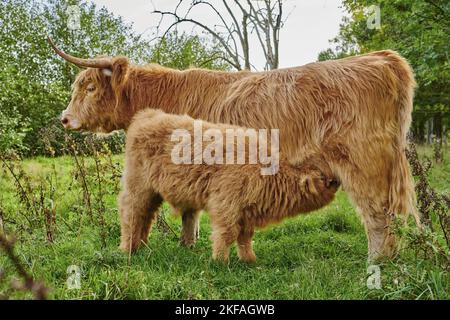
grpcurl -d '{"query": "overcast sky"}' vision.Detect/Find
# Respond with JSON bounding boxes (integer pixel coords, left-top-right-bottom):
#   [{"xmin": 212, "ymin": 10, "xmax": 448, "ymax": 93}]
[{"xmin": 90, "ymin": 0, "xmax": 346, "ymax": 70}]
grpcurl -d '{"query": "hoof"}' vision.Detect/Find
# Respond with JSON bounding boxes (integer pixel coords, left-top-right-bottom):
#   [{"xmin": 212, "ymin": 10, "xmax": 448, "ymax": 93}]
[
  {"xmin": 239, "ymin": 255, "xmax": 257, "ymax": 264},
  {"xmin": 180, "ymin": 236, "xmax": 196, "ymax": 248}
]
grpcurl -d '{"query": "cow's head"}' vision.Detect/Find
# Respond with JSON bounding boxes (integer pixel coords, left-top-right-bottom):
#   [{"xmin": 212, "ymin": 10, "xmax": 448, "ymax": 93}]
[{"xmin": 49, "ymin": 38, "xmax": 130, "ymax": 133}]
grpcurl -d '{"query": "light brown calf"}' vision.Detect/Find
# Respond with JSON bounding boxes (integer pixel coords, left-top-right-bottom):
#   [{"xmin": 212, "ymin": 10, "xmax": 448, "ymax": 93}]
[{"xmin": 120, "ymin": 109, "xmax": 339, "ymax": 262}]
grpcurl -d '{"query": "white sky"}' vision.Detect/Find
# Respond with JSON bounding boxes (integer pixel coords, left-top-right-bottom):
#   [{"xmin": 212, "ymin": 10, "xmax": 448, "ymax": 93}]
[{"xmin": 90, "ymin": 0, "xmax": 346, "ymax": 70}]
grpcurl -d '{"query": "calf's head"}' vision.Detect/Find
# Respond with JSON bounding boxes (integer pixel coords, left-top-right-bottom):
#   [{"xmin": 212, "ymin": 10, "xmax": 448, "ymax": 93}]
[
  {"xmin": 295, "ymin": 157, "xmax": 341, "ymax": 213},
  {"xmin": 49, "ymin": 38, "xmax": 130, "ymax": 133}
]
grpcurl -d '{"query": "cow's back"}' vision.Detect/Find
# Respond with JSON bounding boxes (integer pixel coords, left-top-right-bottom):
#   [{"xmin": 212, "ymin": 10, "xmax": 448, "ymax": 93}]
[{"xmin": 211, "ymin": 50, "xmax": 414, "ymax": 163}]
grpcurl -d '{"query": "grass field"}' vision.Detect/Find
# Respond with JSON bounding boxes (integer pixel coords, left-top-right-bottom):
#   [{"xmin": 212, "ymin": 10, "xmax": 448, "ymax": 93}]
[{"xmin": 0, "ymin": 144, "xmax": 448, "ymax": 300}]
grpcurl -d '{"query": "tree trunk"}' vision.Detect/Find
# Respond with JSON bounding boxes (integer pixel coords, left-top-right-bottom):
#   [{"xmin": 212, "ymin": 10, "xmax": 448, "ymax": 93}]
[
  {"xmin": 416, "ymin": 117, "xmax": 426, "ymax": 144},
  {"xmin": 434, "ymin": 112, "xmax": 443, "ymax": 141},
  {"xmin": 426, "ymin": 118, "xmax": 434, "ymax": 144}
]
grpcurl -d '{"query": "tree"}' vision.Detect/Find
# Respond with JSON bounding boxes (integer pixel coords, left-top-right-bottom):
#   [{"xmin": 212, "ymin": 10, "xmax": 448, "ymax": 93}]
[
  {"xmin": 319, "ymin": 0, "xmax": 449, "ymax": 142},
  {"xmin": 152, "ymin": 0, "xmax": 287, "ymax": 70},
  {"xmin": 149, "ymin": 31, "xmax": 230, "ymax": 70}
]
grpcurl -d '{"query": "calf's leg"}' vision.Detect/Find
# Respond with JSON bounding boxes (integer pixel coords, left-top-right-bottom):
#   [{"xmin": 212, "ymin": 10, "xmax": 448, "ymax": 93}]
[
  {"xmin": 118, "ymin": 148, "xmax": 165, "ymax": 253},
  {"xmin": 118, "ymin": 189, "xmax": 162, "ymax": 253},
  {"xmin": 237, "ymin": 222, "xmax": 256, "ymax": 263},
  {"xmin": 180, "ymin": 209, "xmax": 201, "ymax": 247},
  {"xmin": 210, "ymin": 217, "xmax": 239, "ymax": 263}
]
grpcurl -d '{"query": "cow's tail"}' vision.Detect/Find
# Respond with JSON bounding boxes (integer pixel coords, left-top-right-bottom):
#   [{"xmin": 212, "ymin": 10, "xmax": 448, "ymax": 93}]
[
  {"xmin": 381, "ymin": 50, "xmax": 421, "ymax": 227},
  {"xmin": 389, "ymin": 143, "xmax": 421, "ymax": 227}
]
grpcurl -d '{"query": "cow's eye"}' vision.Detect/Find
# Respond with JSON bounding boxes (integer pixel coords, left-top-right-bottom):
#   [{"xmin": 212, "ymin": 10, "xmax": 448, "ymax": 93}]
[{"xmin": 86, "ymin": 85, "xmax": 96, "ymax": 92}]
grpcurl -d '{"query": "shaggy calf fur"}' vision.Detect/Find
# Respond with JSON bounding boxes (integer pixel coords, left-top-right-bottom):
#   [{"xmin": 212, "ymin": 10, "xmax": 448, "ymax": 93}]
[{"xmin": 120, "ymin": 110, "xmax": 339, "ymax": 262}]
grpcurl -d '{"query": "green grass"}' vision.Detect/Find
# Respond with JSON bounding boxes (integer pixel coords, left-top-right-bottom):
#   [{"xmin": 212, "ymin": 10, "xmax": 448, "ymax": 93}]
[{"xmin": 0, "ymin": 146, "xmax": 448, "ymax": 300}]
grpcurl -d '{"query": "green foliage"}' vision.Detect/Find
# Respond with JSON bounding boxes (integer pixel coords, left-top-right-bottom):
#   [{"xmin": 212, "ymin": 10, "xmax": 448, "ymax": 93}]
[
  {"xmin": 317, "ymin": 48, "xmax": 350, "ymax": 62},
  {"xmin": 38, "ymin": 118, "xmax": 125, "ymax": 157},
  {"xmin": 318, "ymin": 0, "xmax": 450, "ymax": 139},
  {"xmin": 0, "ymin": 108, "xmax": 30, "ymax": 153},
  {"xmin": 0, "ymin": 64, "xmax": 67, "ymax": 154},
  {"xmin": 330, "ymin": 0, "xmax": 449, "ymax": 104},
  {"xmin": 149, "ymin": 31, "xmax": 230, "ymax": 70}
]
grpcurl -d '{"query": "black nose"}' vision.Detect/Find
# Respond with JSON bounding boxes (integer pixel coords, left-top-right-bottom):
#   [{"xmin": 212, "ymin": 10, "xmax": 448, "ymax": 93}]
[{"xmin": 61, "ymin": 117, "xmax": 69, "ymax": 125}]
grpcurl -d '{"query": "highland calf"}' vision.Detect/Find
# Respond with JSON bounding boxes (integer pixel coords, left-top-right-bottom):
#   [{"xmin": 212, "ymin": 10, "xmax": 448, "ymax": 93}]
[
  {"xmin": 120, "ymin": 109, "xmax": 339, "ymax": 262},
  {"xmin": 50, "ymin": 38, "xmax": 420, "ymax": 260}
]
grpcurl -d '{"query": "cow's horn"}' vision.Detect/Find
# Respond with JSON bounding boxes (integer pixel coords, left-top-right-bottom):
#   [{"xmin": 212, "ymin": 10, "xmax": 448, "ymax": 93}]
[{"xmin": 47, "ymin": 36, "xmax": 112, "ymax": 69}]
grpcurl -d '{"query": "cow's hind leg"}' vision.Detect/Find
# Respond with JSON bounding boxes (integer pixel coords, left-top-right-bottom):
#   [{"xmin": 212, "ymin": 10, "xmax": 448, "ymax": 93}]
[
  {"xmin": 353, "ymin": 192, "xmax": 396, "ymax": 261},
  {"xmin": 339, "ymin": 165, "xmax": 397, "ymax": 261},
  {"xmin": 326, "ymin": 140, "xmax": 404, "ymax": 261}
]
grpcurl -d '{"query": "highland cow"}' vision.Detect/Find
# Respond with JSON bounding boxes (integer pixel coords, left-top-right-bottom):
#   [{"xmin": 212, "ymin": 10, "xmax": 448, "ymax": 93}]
[
  {"xmin": 49, "ymin": 38, "xmax": 419, "ymax": 260},
  {"xmin": 120, "ymin": 109, "xmax": 339, "ymax": 262}
]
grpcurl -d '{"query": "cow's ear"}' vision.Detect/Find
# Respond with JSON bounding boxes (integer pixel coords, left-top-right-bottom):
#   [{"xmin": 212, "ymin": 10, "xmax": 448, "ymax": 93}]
[
  {"xmin": 109, "ymin": 56, "xmax": 129, "ymax": 89},
  {"xmin": 107, "ymin": 57, "xmax": 130, "ymax": 109},
  {"xmin": 102, "ymin": 68, "xmax": 112, "ymax": 77}
]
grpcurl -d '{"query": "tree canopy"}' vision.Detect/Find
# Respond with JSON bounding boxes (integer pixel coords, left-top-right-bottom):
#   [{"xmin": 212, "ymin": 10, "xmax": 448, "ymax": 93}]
[{"xmin": 319, "ymin": 0, "xmax": 449, "ymax": 141}]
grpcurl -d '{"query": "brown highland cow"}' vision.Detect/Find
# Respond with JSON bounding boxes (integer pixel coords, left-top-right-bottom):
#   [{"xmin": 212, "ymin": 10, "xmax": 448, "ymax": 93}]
[
  {"xmin": 120, "ymin": 109, "xmax": 339, "ymax": 262},
  {"xmin": 49, "ymin": 38, "xmax": 420, "ymax": 260}
]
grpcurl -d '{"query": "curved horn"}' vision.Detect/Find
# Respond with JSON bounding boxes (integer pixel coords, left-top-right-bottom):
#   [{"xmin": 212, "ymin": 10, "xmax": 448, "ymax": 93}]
[{"xmin": 47, "ymin": 36, "xmax": 112, "ymax": 69}]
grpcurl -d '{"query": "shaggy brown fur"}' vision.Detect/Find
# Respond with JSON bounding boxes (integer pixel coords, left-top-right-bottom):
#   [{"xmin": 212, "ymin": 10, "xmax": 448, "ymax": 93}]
[
  {"xmin": 120, "ymin": 109, "xmax": 339, "ymax": 262},
  {"xmin": 57, "ymin": 49, "xmax": 419, "ymax": 260}
]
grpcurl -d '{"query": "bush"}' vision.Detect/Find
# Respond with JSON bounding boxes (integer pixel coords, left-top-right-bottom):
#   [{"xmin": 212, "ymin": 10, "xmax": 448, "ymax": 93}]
[
  {"xmin": 39, "ymin": 118, "xmax": 125, "ymax": 157},
  {"xmin": 0, "ymin": 108, "xmax": 30, "ymax": 154}
]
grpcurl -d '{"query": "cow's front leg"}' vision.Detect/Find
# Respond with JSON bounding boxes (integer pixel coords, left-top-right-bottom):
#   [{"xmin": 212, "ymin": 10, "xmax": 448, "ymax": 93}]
[{"xmin": 180, "ymin": 209, "xmax": 201, "ymax": 248}]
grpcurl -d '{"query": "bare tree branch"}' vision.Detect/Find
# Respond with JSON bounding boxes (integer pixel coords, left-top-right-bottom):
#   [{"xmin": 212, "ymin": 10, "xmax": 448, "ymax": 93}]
[
  {"xmin": 153, "ymin": 9, "xmax": 241, "ymax": 69},
  {"xmin": 0, "ymin": 233, "xmax": 49, "ymax": 300},
  {"xmin": 152, "ymin": 0, "xmax": 286, "ymax": 70}
]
